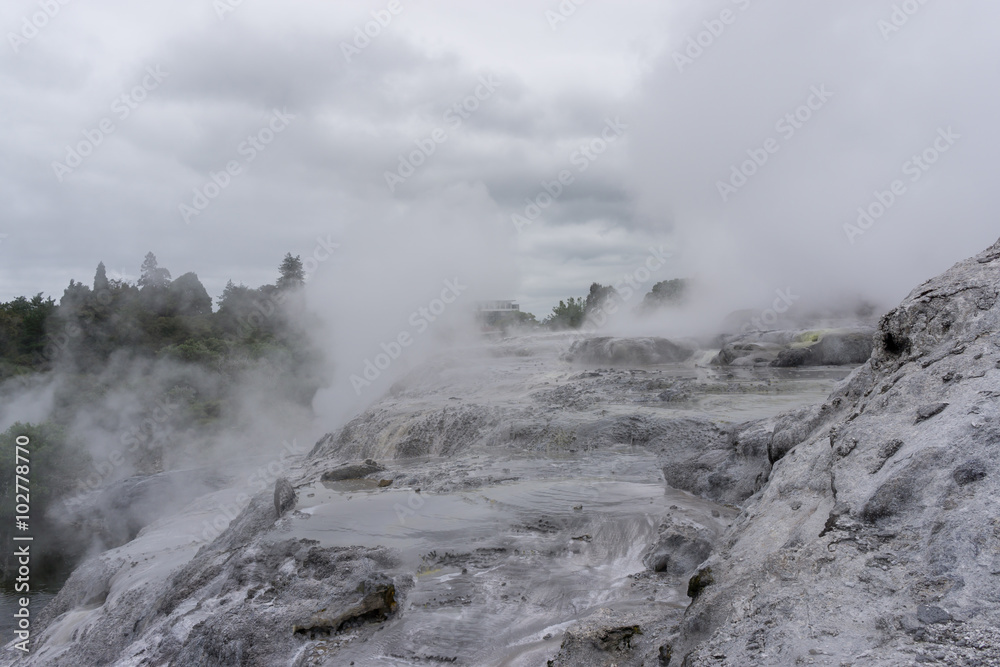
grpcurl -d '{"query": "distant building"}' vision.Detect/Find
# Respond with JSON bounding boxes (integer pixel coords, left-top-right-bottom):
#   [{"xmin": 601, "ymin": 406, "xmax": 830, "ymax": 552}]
[{"xmin": 475, "ymin": 300, "xmax": 521, "ymax": 332}]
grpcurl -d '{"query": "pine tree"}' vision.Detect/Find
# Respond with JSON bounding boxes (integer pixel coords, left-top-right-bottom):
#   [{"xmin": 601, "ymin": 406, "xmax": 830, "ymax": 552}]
[
  {"xmin": 138, "ymin": 252, "xmax": 171, "ymax": 289},
  {"xmin": 93, "ymin": 262, "xmax": 109, "ymax": 292},
  {"xmin": 276, "ymin": 253, "xmax": 305, "ymax": 290}
]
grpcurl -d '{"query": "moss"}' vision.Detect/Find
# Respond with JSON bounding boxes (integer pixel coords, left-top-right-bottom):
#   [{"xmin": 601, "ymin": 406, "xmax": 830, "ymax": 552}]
[{"xmin": 687, "ymin": 567, "xmax": 714, "ymax": 599}]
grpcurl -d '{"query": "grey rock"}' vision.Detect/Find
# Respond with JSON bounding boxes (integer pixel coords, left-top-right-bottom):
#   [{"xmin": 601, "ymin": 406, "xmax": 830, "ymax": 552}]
[
  {"xmin": 293, "ymin": 578, "xmax": 397, "ymax": 637},
  {"xmin": 917, "ymin": 604, "xmax": 953, "ymax": 625},
  {"xmin": 771, "ymin": 347, "xmax": 813, "ymax": 367},
  {"xmin": 669, "ymin": 236, "xmax": 1000, "ymax": 665},
  {"xmin": 273, "ymin": 477, "xmax": 296, "ymax": 517},
  {"xmin": 953, "ymin": 459, "xmax": 988, "ymax": 485},
  {"xmin": 809, "ymin": 331, "xmax": 875, "ymax": 365},
  {"xmin": 644, "ymin": 523, "xmax": 713, "ymax": 576},
  {"xmin": 771, "ymin": 332, "xmax": 874, "ymax": 367},
  {"xmin": 565, "ymin": 336, "xmax": 694, "ymax": 365},
  {"xmin": 915, "ymin": 402, "xmax": 949, "ymax": 423},
  {"xmin": 320, "ymin": 458, "xmax": 384, "ymax": 481}
]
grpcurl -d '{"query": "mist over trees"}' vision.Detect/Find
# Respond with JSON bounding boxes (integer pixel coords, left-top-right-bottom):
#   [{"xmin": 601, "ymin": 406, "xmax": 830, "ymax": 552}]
[
  {"xmin": 542, "ymin": 279, "xmax": 688, "ymax": 330},
  {"xmin": 0, "ymin": 252, "xmax": 327, "ymax": 587}
]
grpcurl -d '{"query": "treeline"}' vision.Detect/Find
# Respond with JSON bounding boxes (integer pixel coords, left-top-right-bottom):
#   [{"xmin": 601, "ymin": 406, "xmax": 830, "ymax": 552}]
[
  {"xmin": 542, "ymin": 278, "xmax": 687, "ymax": 329},
  {"xmin": 0, "ymin": 252, "xmax": 320, "ymax": 390},
  {"xmin": 0, "ymin": 251, "xmax": 327, "ymax": 587}
]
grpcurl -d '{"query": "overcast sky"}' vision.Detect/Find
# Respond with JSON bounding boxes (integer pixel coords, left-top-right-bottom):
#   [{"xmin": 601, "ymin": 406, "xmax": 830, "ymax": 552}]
[{"xmin": 2, "ymin": 0, "xmax": 999, "ymax": 321}]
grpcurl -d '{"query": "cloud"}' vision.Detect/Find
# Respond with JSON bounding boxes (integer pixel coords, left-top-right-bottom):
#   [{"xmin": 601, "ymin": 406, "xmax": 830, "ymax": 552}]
[{"xmin": 624, "ymin": 0, "xmax": 1000, "ymax": 321}]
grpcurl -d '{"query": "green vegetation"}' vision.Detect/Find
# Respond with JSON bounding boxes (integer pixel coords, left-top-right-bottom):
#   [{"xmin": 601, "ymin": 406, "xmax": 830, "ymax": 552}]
[
  {"xmin": 0, "ymin": 252, "xmax": 329, "ymax": 585},
  {"xmin": 0, "ymin": 251, "xmax": 323, "ymax": 385},
  {"xmin": 543, "ymin": 297, "xmax": 586, "ymax": 329},
  {"xmin": 0, "ymin": 422, "xmax": 91, "ymax": 587},
  {"xmin": 542, "ymin": 278, "xmax": 688, "ymax": 330},
  {"xmin": 641, "ymin": 278, "xmax": 687, "ymax": 310}
]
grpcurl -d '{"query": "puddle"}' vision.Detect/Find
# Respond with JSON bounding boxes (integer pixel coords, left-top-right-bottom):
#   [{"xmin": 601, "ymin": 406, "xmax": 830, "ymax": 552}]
[{"xmin": 280, "ymin": 453, "xmax": 733, "ymax": 665}]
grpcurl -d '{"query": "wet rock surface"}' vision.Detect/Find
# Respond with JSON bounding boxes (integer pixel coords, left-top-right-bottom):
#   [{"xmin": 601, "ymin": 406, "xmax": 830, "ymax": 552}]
[
  {"xmin": 274, "ymin": 476, "xmax": 297, "ymax": 517},
  {"xmin": 666, "ymin": 236, "xmax": 1000, "ymax": 666},
  {"xmin": 564, "ymin": 336, "xmax": 695, "ymax": 365},
  {"xmin": 713, "ymin": 328, "xmax": 876, "ymax": 368},
  {"xmin": 12, "ymin": 240, "xmax": 1000, "ymax": 665},
  {"xmin": 319, "ymin": 458, "xmax": 384, "ymax": 482}
]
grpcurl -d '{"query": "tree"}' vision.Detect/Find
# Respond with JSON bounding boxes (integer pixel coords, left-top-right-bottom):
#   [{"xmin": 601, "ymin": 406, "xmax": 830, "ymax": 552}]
[
  {"xmin": 166, "ymin": 273, "xmax": 212, "ymax": 316},
  {"xmin": 93, "ymin": 262, "xmax": 109, "ymax": 292},
  {"xmin": 544, "ymin": 297, "xmax": 586, "ymax": 329},
  {"xmin": 60, "ymin": 279, "xmax": 90, "ymax": 309},
  {"xmin": 642, "ymin": 278, "xmax": 687, "ymax": 310},
  {"xmin": 138, "ymin": 252, "xmax": 171, "ymax": 289},
  {"xmin": 276, "ymin": 253, "xmax": 305, "ymax": 291},
  {"xmin": 584, "ymin": 283, "xmax": 619, "ymax": 315}
]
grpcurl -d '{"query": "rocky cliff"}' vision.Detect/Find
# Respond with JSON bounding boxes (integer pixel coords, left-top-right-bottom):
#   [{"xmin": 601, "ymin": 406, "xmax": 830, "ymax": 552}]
[{"xmin": 664, "ymin": 237, "xmax": 1000, "ymax": 665}]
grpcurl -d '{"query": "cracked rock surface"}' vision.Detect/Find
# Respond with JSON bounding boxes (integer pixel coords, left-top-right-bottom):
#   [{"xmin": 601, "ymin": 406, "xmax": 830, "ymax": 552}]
[{"xmin": 665, "ymin": 236, "xmax": 1000, "ymax": 666}]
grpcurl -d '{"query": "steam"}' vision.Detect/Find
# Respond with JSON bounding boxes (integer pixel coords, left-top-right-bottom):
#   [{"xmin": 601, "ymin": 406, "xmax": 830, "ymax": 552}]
[
  {"xmin": 307, "ymin": 182, "xmax": 517, "ymax": 429},
  {"xmin": 621, "ymin": 0, "xmax": 1000, "ymax": 326}
]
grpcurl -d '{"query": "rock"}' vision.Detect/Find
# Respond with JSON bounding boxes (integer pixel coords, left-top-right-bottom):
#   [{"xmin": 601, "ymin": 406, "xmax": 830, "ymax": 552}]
[
  {"xmin": 667, "ymin": 236, "xmax": 1000, "ymax": 666},
  {"xmin": 377, "ymin": 479, "xmax": 393, "ymax": 487},
  {"xmin": 809, "ymin": 331, "xmax": 875, "ymax": 365},
  {"xmin": 915, "ymin": 402, "xmax": 949, "ymax": 423},
  {"xmin": 546, "ymin": 613, "xmax": 645, "ymax": 667},
  {"xmin": 644, "ymin": 525, "xmax": 713, "ymax": 577},
  {"xmin": 712, "ymin": 342, "xmax": 783, "ymax": 367},
  {"xmin": 771, "ymin": 347, "xmax": 813, "ymax": 367},
  {"xmin": 273, "ymin": 477, "xmax": 296, "ymax": 517},
  {"xmin": 657, "ymin": 418, "xmax": 772, "ymax": 506},
  {"xmin": 657, "ymin": 384, "xmax": 691, "ymax": 402},
  {"xmin": 771, "ymin": 331, "xmax": 875, "ymax": 367},
  {"xmin": 953, "ymin": 459, "xmax": 988, "ymax": 485},
  {"xmin": 769, "ymin": 405, "xmax": 825, "ymax": 463},
  {"xmin": 564, "ymin": 337, "xmax": 694, "ymax": 365},
  {"xmin": 293, "ymin": 580, "xmax": 397, "ymax": 637},
  {"xmin": 917, "ymin": 604, "xmax": 953, "ymax": 625},
  {"xmin": 320, "ymin": 458, "xmax": 384, "ymax": 481},
  {"xmin": 686, "ymin": 567, "xmax": 714, "ymax": 599}
]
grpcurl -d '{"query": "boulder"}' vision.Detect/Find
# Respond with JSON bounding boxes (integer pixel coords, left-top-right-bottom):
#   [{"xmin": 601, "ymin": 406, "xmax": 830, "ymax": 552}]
[
  {"xmin": 273, "ymin": 477, "xmax": 296, "ymax": 517},
  {"xmin": 320, "ymin": 458, "xmax": 384, "ymax": 482},
  {"xmin": 564, "ymin": 337, "xmax": 694, "ymax": 365}
]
